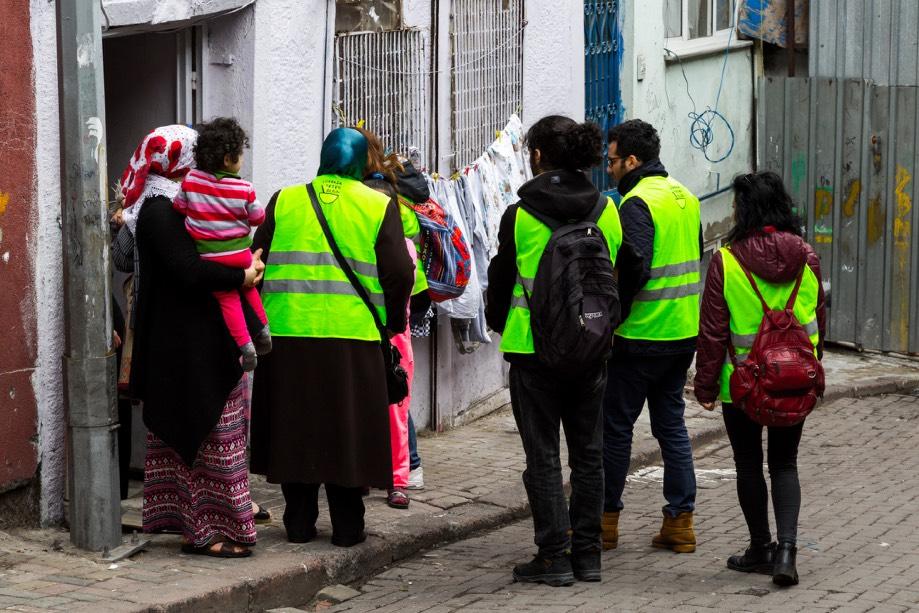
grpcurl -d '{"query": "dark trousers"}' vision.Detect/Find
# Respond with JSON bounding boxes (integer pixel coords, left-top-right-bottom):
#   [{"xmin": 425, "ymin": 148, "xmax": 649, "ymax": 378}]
[
  {"xmin": 281, "ymin": 483, "xmax": 365, "ymax": 541},
  {"xmin": 723, "ymin": 405, "xmax": 804, "ymax": 545},
  {"xmin": 407, "ymin": 413, "xmax": 422, "ymax": 470},
  {"xmin": 509, "ymin": 363, "xmax": 606, "ymax": 559},
  {"xmin": 603, "ymin": 351, "xmax": 696, "ymax": 515}
]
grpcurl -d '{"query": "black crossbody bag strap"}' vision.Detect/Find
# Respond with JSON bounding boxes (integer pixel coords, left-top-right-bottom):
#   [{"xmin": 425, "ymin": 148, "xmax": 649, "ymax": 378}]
[{"xmin": 307, "ymin": 183, "xmax": 386, "ymax": 335}]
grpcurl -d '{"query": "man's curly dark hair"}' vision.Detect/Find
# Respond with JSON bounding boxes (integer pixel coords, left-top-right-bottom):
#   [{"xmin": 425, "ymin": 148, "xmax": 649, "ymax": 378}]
[
  {"xmin": 194, "ymin": 117, "xmax": 249, "ymax": 173},
  {"xmin": 607, "ymin": 119, "xmax": 661, "ymax": 163}
]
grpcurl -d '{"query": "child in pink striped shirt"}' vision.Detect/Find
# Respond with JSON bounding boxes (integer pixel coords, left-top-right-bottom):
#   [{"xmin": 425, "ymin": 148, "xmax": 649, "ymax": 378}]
[{"xmin": 174, "ymin": 117, "xmax": 270, "ymax": 371}]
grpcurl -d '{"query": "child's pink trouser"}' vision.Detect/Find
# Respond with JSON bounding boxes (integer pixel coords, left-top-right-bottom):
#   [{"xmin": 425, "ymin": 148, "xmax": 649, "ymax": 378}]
[
  {"xmin": 207, "ymin": 250, "xmax": 268, "ymax": 348},
  {"xmin": 389, "ymin": 328, "xmax": 414, "ymax": 489}
]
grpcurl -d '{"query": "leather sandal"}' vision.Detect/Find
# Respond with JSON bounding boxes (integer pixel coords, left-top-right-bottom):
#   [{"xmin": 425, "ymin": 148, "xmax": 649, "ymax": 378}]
[{"xmin": 181, "ymin": 541, "xmax": 252, "ymax": 558}]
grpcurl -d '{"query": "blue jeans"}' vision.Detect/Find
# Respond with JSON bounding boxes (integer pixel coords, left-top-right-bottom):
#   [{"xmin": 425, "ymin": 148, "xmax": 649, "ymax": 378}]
[
  {"xmin": 602, "ymin": 351, "xmax": 696, "ymax": 516},
  {"xmin": 407, "ymin": 413, "xmax": 421, "ymax": 470}
]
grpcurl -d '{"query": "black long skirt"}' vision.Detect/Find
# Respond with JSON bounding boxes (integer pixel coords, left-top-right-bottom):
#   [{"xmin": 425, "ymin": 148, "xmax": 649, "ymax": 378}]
[{"xmin": 250, "ymin": 337, "xmax": 393, "ymax": 489}]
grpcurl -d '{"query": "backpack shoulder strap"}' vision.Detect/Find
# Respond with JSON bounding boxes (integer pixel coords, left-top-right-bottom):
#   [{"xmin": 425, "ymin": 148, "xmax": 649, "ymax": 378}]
[
  {"xmin": 784, "ymin": 266, "xmax": 806, "ymax": 311},
  {"xmin": 588, "ymin": 193, "xmax": 608, "ymax": 223},
  {"xmin": 727, "ymin": 247, "xmax": 770, "ymax": 314}
]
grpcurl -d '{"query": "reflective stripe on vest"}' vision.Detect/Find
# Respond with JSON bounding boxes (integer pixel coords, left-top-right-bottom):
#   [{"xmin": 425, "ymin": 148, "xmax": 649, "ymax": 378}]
[
  {"xmin": 615, "ymin": 175, "xmax": 702, "ymax": 341},
  {"xmin": 499, "ymin": 199, "xmax": 624, "ymax": 354},
  {"xmin": 398, "ymin": 200, "xmax": 429, "ymax": 295},
  {"xmin": 718, "ymin": 247, "xmax": 821, "ymax": 403},
  {"xmin": 261, "ymin": 176, "xmax": 390, "ymax": 341}
]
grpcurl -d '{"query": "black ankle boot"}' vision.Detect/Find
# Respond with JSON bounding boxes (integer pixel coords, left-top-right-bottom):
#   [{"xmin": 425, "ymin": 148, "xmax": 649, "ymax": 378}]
[
  {"xmin": 726, "ymin": 542, "xmax": 776, "ymax": 574},
  {"xmin": 772, "ymin": 541, "xmax": 799, "ymax": 586}
]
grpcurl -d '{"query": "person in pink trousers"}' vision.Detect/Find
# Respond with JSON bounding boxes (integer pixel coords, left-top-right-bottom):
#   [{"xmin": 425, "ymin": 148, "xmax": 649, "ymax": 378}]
[
  {"xmin": 385, "ymin": 238, "xmax": 417, "ymax": 508},
  {"xmin": 358, "ymin": 126, "xmax": 420, "ymax": 509}
]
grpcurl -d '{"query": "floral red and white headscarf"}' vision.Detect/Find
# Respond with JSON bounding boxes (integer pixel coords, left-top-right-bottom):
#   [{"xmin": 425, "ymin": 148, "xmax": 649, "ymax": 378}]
[{"xmin": 120, "ymin": 125, "xmax": 197, "ymax": 234}]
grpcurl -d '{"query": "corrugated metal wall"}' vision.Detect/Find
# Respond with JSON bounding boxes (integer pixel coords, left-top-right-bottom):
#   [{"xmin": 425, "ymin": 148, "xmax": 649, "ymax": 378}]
[
  {"xmin": 758, "ymin": 76, "xmax": 919, "ymax": 354},
  {"xmin": 810, "ymin": 0, "xmax": 919, "ymax": 86}
]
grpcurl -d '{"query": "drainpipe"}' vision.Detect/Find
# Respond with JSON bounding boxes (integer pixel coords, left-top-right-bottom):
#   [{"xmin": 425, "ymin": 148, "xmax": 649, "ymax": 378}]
[{"xmin": 56, "ymin": 0, "xmax": 121, "ymax": 551}]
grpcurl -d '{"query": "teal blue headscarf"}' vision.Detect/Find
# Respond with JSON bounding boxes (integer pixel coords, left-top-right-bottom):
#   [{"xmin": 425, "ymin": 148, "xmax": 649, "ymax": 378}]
[{"xmin": 317, "ymin": 128, "xmax": 368, "ymax": 179}]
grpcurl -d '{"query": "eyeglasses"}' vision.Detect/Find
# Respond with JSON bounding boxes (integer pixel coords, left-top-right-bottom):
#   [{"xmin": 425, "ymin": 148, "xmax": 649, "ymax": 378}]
[{"xmin": 607, "ymin": 156, "xmax": 623, "ymax": 167}]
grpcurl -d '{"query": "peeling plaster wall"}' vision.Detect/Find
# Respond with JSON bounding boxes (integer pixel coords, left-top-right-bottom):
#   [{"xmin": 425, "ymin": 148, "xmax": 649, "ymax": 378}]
[
  {"xmin": 29, "ymin": 0, "xmax": 65, "ymax": 525},
  {"xmin": 522, "ymin": 0, "xmax": 585, "ymax": 123},
  {"xmin": 250, "ymin": 0, "xmax": 328, "ymax": 196},
  {"xmin": 621, "ymin": 0, "xmax": 754, "ymax": 242}
]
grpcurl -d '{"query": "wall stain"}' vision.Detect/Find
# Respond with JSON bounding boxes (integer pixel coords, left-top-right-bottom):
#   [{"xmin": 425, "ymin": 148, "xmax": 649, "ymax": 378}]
[
  {"xmin": 867, "ymin": 196, "xmax": 885, "ymax": 244},
  {"xmin": 791, "ymin": 155, "xmax": 806, "ymax": 195},
  {"xmin": 815, "ymin": 185, "xmax": 833, "ymax": 219},
  {"xmin": 0, "ymin": 192, "xmax": 8, "ymax": 216},
  {"xmin": 871, "ymin": 135, "xmax": 883, "ymax": 173},
  {"xmin": 892, "ymin": 165, "xmax": 912, "ymax": 348},
  {"xmin": 842, "ymin": 179, "xmax": 860, "ymax": 218},
  {"xmin": 894, "ymin": 165, "xmax": 912, "ymax": 247}
]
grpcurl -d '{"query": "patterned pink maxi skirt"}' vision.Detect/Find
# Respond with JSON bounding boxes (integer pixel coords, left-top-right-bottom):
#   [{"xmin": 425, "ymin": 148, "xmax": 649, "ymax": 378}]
[{"xmin": 142, "ymin": 378, "xmax": 256, "ymax": 547}]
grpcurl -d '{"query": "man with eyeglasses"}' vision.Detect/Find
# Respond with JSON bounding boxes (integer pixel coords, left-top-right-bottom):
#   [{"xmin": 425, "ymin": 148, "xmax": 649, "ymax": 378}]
[{"xmin": 601, "ymin": 119, "xmax": 704, "ymax": 555}]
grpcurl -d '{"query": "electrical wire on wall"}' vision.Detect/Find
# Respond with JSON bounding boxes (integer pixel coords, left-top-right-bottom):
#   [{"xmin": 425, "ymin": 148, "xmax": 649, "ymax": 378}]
[{"xmin": 664, "ymin": 26, "xmax": 737, "ymax": 164}]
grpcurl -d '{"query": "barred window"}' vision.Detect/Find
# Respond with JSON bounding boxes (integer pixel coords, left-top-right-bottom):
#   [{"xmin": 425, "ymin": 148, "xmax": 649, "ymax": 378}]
[
  {"xmin": 333, "ymin": 29, "xmax": 430, "ymax": 164},
  {"xmin": 450, "ymin": 0, "xmax": 524, "ymax": 170}
]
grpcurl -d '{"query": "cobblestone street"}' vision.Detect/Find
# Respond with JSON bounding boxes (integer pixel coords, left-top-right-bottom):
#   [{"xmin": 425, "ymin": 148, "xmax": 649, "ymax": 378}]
[{"xmin": 324, "ymin": 394, "xmax": 919, "ymax": 613}]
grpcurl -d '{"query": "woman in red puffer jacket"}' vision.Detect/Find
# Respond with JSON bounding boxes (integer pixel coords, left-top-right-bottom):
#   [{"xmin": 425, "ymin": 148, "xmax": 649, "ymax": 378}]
[{"xmin": 694, "ymin": 171, "xmax": 826, "ymax": 587}]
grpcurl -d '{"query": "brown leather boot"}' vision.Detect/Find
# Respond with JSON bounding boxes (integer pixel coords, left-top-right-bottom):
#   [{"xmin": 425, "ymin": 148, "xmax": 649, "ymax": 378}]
[
  {"xmin": 651, "ymin": 510, "xmax": 696, "ymax": 553},
  {"xmin": 601, "ymin": 511, "xmax": 619, "ymax": 550}
]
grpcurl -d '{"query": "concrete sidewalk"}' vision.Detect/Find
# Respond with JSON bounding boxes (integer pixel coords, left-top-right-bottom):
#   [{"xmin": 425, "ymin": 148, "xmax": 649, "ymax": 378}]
[{"xmin": 0, "ymin": 349, "xmax": 916, "ymax": 612}]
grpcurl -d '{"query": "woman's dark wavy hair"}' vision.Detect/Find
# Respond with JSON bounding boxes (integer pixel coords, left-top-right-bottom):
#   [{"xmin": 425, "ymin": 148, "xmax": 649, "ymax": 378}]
[
  {"xmin": 194, "ymin": 117, "xmax": 249, "ymax": 174},
  {"xmin": 727, "ymin": 170, "xmax": 803, "ymax": 243},
  {"xmin": 525, "ymin": 115, "xmax": 604, "ymax": 172}
]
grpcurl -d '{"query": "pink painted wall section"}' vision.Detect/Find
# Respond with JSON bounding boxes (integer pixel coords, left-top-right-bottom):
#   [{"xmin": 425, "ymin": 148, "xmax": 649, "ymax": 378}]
[{"xmin": 0, "ymin": 0, "xmax": 40, "ymax": 491}]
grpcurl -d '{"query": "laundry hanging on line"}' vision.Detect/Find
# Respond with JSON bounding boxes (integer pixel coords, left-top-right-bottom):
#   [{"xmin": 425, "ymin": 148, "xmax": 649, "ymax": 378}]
[{"xmin": 415, "ymin": 115, "xmax": 532, "ymax": 352}]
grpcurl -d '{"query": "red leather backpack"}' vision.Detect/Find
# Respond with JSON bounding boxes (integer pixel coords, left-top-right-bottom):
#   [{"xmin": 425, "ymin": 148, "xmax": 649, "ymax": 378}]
[{"xmin": 728, "ymin": 259, "xmax": 825, "ymax": 427}]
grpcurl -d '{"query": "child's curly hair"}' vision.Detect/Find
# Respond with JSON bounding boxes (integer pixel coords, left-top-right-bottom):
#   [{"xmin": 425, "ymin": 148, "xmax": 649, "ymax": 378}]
[{"xmin": 194, "ymin": 117, "xmax": 249, "ymax": 173}]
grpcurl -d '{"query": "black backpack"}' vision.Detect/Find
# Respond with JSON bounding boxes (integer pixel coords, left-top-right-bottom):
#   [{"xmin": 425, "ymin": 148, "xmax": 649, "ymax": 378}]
[{"xmin": 521, "ymin": 195, "xmax": 621, "ymax": 374}]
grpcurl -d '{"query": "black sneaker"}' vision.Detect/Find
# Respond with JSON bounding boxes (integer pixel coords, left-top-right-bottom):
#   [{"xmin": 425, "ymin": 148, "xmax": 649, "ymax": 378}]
[
  {"xmin": 727, "ymin": 542, "xmax": 776, "ymax": 574},
  {"xmin": 512, "ymin": 555, "xmax": 575, "ymax": 587},
  {"xmin": 571, "ymin": 550, "xmax": 601, "ymax": 582}
]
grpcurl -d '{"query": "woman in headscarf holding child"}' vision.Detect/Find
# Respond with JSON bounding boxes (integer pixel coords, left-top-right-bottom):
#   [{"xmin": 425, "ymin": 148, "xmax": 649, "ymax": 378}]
[{"xmin": 124, "ymin": 125, "xmax": 264, "ymax": 558}]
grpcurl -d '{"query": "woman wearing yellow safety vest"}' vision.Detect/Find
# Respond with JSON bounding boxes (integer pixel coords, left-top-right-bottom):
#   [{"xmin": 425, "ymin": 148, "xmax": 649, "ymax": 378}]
[
  {"xmin": 486, "ymin": 115, "xmax": 643, "ymax": 587},
  {"xmin": 694, "ymin": 171, "xmax": 826, "ymax": 586},
  {"xmin": 249, "ymin": 128, "xmax": 415, "ymax": 547}
]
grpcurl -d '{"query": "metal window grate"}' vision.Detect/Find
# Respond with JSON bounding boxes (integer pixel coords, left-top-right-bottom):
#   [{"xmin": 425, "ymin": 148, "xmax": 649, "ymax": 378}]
[
  {"xmin": 585, "ymin": 0, "xmax": 622, "ymax": 194},
  {"xmin": 450, "ymin": 0, "xmax": 524, "ymax": 170},
  {"xmin": 334, "ymin": 30, "xmax": 430, "ymax": 164}
]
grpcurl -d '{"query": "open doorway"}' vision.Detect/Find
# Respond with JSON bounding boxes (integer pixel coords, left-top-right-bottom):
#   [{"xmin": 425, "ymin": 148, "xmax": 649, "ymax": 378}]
[{"xmin": 101, "ymin": 27, "xmax": 203, "ymax": 508}]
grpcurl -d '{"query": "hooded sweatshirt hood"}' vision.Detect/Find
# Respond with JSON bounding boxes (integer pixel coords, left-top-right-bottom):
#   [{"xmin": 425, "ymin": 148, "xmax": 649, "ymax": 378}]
[
  {"xmin": 395, "ymin": 161, "xmax": 430, "ymax": 203},
  {"xmin": 517, "ymin": 169, "xmax": 602, "ymax": 222},
  {"xmin": 729, "ymin": 229, "xmax": 812, "ymax": 283}
]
